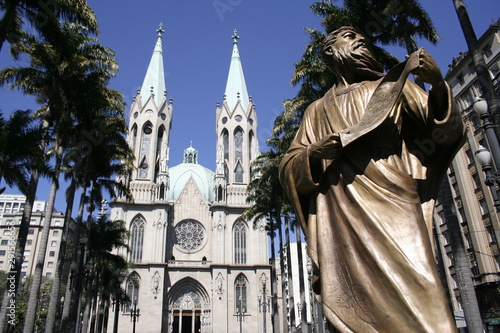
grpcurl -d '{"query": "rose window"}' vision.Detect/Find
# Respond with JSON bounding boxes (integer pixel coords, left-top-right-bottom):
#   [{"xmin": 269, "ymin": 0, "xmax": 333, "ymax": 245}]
[{"xmin": 175, "ymin": 220, "xmax": 205, "ymax": 251}]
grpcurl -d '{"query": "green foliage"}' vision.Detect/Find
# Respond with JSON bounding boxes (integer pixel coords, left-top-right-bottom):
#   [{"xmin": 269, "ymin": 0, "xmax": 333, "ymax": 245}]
[{"xmin": 0, "ymin": 110, "xmax": 49, "ymax": 194}]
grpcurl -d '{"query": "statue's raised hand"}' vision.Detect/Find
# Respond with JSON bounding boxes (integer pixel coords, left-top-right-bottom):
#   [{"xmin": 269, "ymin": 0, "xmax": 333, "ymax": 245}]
[{"xmin": 412, "ymin": 48, "xmax": 445, "ymax": 87}]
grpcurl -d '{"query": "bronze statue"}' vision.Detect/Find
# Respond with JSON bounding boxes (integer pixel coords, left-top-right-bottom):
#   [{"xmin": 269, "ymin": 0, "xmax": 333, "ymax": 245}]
[{"xmin": 279, "ymin": 26, "xmax": 464, "ymax": 332}]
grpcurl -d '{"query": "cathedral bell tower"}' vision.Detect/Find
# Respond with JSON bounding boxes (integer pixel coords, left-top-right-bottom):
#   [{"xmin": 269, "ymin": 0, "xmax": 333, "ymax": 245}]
[
  {"xmin": 121, "ymin": 24, "xmax": 173, "ymax": 203},
  {"xmin": 214, "ymin": 30, "xmax": 259, "ymax": 205}
]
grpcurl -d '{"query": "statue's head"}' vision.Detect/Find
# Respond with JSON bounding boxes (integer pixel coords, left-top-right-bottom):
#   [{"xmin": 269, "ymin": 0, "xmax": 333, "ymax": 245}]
[{"xmin": 322, "ymin": 26, "xmax": 383, "ymax": 79}]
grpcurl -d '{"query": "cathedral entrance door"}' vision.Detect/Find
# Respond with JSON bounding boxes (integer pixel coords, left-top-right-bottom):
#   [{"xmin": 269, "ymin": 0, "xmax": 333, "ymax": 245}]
[{"xmin": 172, "ymin": 310, "xmax": 201, "ymax": 333}]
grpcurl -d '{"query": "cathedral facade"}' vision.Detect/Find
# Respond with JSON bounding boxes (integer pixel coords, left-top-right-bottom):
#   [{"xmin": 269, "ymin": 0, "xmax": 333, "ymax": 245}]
[{"xmin": 107, "ymin": 25, "xmax": 271, "ymax": 333}]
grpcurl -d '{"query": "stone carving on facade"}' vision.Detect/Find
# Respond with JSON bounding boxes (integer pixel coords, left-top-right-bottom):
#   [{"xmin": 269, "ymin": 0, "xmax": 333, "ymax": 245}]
[
  {"xmin": 215, "ymin": 273, "xmax": 224, "ymax": 299},
  {"xmin": 152, "ymin": 271, "xmax": 161, "ymax": 299}
]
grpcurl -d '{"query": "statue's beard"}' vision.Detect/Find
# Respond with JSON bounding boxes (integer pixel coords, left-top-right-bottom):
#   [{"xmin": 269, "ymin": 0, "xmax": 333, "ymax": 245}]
[{"xmin": 334, "ymin": 45, "xmax": 384, "ymax": 79}]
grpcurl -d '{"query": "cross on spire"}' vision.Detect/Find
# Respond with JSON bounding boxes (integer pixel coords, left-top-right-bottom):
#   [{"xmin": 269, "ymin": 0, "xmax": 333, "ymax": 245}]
[
  {"xmin": 157, "ymin": 23, "xmax": 164, "ymax": 37},
  {"xmin": 232, "ymin": 29, "xmax": 239, "ymax": 44}
]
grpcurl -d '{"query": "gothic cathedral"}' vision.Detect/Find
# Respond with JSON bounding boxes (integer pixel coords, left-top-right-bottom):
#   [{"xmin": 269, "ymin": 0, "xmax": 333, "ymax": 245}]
[{"xmin": 107, "ymin": 25, "xmax": 271, "ymax": 333}]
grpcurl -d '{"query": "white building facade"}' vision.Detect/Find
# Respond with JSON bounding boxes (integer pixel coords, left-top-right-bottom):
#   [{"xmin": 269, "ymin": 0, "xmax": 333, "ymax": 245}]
[{"xmin": 107, "ymin": 26, "xmax": 271, "ymax": 333}]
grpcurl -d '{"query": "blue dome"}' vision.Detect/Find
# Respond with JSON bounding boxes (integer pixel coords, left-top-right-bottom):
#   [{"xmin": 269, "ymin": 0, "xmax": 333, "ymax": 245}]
[{"xmin": 168, "ymin": 146, "xmax": 214, "ymax": 201}]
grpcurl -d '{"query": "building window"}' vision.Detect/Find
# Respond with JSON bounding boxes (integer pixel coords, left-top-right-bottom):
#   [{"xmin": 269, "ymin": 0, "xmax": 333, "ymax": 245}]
[
  {"xmin": 126, "ymin": 274, "xmax": 140, "ymax": 312},
  {"xmin": 0, "ymin": 250, "xmax": 5, "ymax": 256},
  {"xmin": 138, "ymin": 122, "xmax": 153, "ymax": 179},
  {"xmin": 175, "ymin": 220, "xmax": 205, "ymax": 252},
  {"xmin": 53, "ymin": 230, "xmax": 59, "ymax": 237},
  {"xmin": 448, "ymin": 252, "xmax": 455, "ymax": 267},
  {"xmin": 494, "ymin": 255, "xmax": 500, "ymax": 270},
  {"xmin": 47, "ymin": 261, "xmax": 53, "ymax": 268},
  {"xmin": 130, "ymin": 217, "xmax": 145, "ymax": 263},
  {"xmin": 234, "ymin": 221, "xmax": 247, "ymax": 265},
  {"xmin": 471, "ymin": 260, "xmax": 480, "ymax": 277},
  {"xmin": 26, "ymin": 240, "xmax": 32, "ymax": 246},
  {"xmin": 472, "ymin": 172, "xmax": 482, "ymax": 189},
  {"xmin": 235, "ymin": 274, "xmax": 247, "ymax": 314},
  {"xmin": 483, "ymin": 45, "xmax": 493, "ymax": 58},
  {"xmin": 234, "ymin": 128, "xmax": 243, "ymax": 182},
  {"xmin": 479, "ymin": 199, "xmax": 489, "ymax": 216},
  {"xmin": 28, "ymin": 229, "xmax": 34, "ymax": 235},
  {"xmin": 0, "ymin": 240, "xmax": 8, "ymax": 245},
  {"xmin": 442, "ymin": 231, "xmax": 450, "ymax": 245},
  {"xmin": 464, "ymin": 232, "xmax": 474, "ymax": 250},
  {"xmin": 51, "ymin": 241, "xmax": 57, "ymax": 247},
  {"xmin": 49, "ymin": 251, "xmax": 55, "ymax": 257},
  {"xmin": 487, "ymin": 225, "xmax": 498, "ymax": 243}
]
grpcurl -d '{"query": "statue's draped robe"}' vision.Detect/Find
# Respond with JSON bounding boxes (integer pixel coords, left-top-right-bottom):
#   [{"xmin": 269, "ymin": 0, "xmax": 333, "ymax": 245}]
[{"xmin": 279, "ymin": 74, "xmax": 464, "ymax": 332}]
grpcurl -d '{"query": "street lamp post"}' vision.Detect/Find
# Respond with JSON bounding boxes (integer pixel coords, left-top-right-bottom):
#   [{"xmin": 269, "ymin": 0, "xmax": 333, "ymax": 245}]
[
  {"xmin": 259, "ymin": 280, "xmax": 271, "ymax": 333},
  {"xmin": 474, "ymin": 98, "xmax": 500, "ymax": 168},
  {"xmin": 130, "ymin": 296, "xmax": 140, "ymax": 333},
  {"xmin": 475, "ymin": 145, "xmax": 500, "ymax": 209},
  {"xmin": 306, "ymin": 258, "xmax": 316, "ymax": 333},
  {"xmin": 474, "ymin": 98, "xmax": 500, "ymax": 210}
]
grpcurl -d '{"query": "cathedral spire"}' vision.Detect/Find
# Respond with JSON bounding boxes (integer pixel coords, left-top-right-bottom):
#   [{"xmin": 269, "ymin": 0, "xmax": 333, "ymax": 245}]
[
  {"xmin": 140, "ymin": 23, "xmax": 166, "ymax": 107},
  {"xmin": 224, "ymin": 29, "xmax": 249, "ymax": 112}
]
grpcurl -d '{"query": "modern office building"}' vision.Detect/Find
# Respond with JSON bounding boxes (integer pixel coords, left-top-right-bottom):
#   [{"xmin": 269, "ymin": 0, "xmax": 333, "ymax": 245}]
[
  {"xmin": 0, "ymin": 194, "xmax": 70, "ymax": 278},
  {"xmin": 438, "ymin": 18, "xmax": 500, "ymax": 331}
]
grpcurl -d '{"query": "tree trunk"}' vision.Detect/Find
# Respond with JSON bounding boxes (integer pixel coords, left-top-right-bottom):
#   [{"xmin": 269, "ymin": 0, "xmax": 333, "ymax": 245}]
[
  {"xmin": 23, "ymin": 143, "xmax": 63, "ymax": 333},
  {"xmin": 453, "ymin": 0, "xmax": 500, "ymax": 141},
  {"xmin": 268, "ymin": 215, "xmax": 280, "ymax": 333},
  {"xmin": 81, "ymin": 273, "xmax": 94, "ymax": 333},
  {"xmin": 45, "ymin": 178, "xmax": 77, "ymax": 332},
  {"xmin": 62, "ymin": 185, "xmax": 88, "ymax": 333},
  {"xmin": 284, "ymin": 215, "xmax": 296, "ymax": 332},
  {"xmin": 439, "ymin": 177, "xmax": 483, "ymax": 332},
  {"xmin": 0, "ymin": 171, "xmax": 39, "ymax": 333},
  {"xmin": 296, "ymin": 227, "xmax": 308, "ymax": 332},
  {"xmin": 276, "ymin": 214, "xmax": 287, "ymax": 333}
]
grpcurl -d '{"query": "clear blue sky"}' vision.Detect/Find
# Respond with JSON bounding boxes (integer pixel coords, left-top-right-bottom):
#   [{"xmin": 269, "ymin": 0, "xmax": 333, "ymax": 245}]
[{"xmin": 0, "ymin": 0, "xmax": 498, "ymax": 213}]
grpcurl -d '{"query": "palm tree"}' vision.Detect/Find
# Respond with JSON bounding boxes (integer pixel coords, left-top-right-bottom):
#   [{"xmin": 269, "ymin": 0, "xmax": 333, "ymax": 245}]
[
  {"xmin": 80, "ymin": 214, "xmax": 129, "ymax": 333},
  {"xmin": 0, "ymin": 110, "xmax": 45, "ymax": 194},
  {"xmin": 44, "ymin": 89, "xmax": 132, "ymax": 333},
  {"xmin": 242, "ymin": 149, "xmax": 285, "ymax": 333},
  {"xmin": 0, "ymin": 111, "xmax": 49, "ymax": 333},
  {"xmin": 0, "ymin": 0, "xmax": 98, "ymax": 54},
  {"xmin": 0, "ymin": 22, "xmax": 122, "ymax": 333}
]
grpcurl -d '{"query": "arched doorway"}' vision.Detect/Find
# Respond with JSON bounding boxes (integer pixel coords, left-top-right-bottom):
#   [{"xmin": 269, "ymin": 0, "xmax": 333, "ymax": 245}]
[{"xmin": 168, "ymin": 278, "xmax": 211, "ymax": 332}]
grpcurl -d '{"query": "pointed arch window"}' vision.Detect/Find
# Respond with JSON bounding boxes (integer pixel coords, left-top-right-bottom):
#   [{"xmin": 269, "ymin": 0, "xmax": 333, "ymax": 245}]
[
  {"xmin": 130, "ymin": 124, "xmax": 138, "ymax": 152},
  {"xmin": 235, "ymin": 274, "xmax": 247, "ymax": 314},
  {"xmin": 125, "ymin": 273, "xmax": 140, "ymax": 312},
  {"xmin": 138, "ymin": 122, "xmax": 153, "ymax": 178},
  {"xmin": 234, "ymin": 128, "xmax": 243, "ymax": 182},
  {"xmin": 222, "ymin": 129, "xmax": 229, "ymax": 182},
  {"xmin": 234, "ymin": 162, "xmax": 243, "ymax": 183},
  {"xmin": 234, "ymin": 221, "xmax": 247, "ymax": 264},
  {"xmin": 130, "ymin": 217, "xmax": 145, "ymax": 263}
]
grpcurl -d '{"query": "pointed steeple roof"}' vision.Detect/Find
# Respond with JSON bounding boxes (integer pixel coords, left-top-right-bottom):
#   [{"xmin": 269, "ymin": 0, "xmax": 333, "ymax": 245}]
[
  {"xmin": 140, "ymin": 23, "xmax": 166, "ymax": 107},
  {"xmin": 224, "ymin": 30, "xmax": 250, "ymax": 112}
]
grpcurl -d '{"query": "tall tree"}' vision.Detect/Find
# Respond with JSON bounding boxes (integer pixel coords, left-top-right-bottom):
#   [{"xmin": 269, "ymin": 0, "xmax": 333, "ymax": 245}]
[
  {"xmin": 0, "ymin": 22, "xmax": 122, "ymax": 332},
  {"xmin": 44, "ymin": 83, "xmax": 132, "ymax": 333},
  {"xmin": 80, "ymin": 214, "xmax": 129, "ymax": 333},
  {"xmin": 0, "ymin": 111, "xmax": 48, "ymax": 333},
  {"xmin": 0, "ymin": 0, "xmax": 98, "ymax": 54}
]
